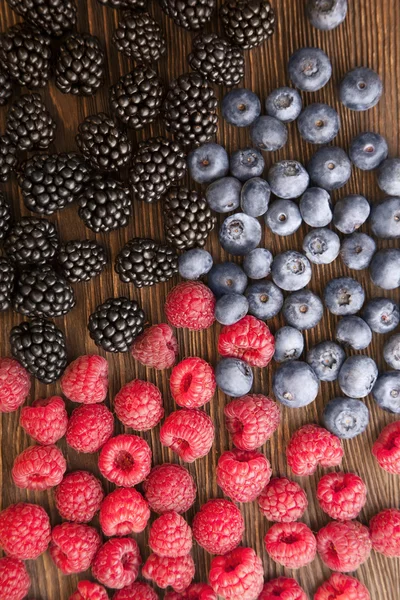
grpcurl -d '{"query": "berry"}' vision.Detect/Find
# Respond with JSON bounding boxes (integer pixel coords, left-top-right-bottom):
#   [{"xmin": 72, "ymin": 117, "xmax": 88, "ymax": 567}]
[
  {"xmin": 113, "ymin": 11, "xmax": 166, "ymax": 63},
  {"xmin": 114, "ymin": 379, "xmax": 164, "ymax": 430},
  {"xmin": 303, "ymin": 228, "xmax": 340, "ymax": 264},
  {"xmin": 0, "ymin": 358, "xmax": 30, "ymax": 413},
  {"xmin": 113, "ymin": 582, "xmax": 157, "ymax": 600},
  {"xmin": 170, "ymin": 358, "xmax": 215, "ymax": 409},
  {"xmin": 187, "ymin": 143, "xmax": 229, "ymax": 184},
  {"xmin": 0, "ymin": 70, "xmax": 12, "ymax": 107},
  {"xmin": 55, "ymin": 471, "xmax": 104, "ymax": 523},
  {"xmin": 222, "ymin": 88, "xmax": 261, "ymax": 126},
  {"xmin": 216, "ymin": 448, "xmax": 272, "ymax": 502},
  {"xmin": 0, "ymin": 191, "xmax": 11, "ymax": 239},
  {"xmin": 288, "ymin": 47, "xmax": 332, "ymax": 91},
  {"xmin": 207, "ymin": 262, "xmax": 247, "ymax": 297},
  {"xmin": 274, "ymin": 327, "xmax": 304, "ymax": 363},
  {"xmin": 308, "ymin": 146, "xmax": 352, "ymax": 190},
  {"xmin": 384, "ymin": 334, "xmax": 400, "ymax": 370},
  {"xmin": 225, "ymin": 394, "xmax": 280, "ymax": 450},
  {"xmin": 218, "ymin": 315, "xmax": 275, "ymax": 368},
  {"xmin": 349, "ymin": 131, "xmax": 388, "ymax": 170},
  {"xmin": 79, "ymin": 176, "xmax": 132, "ymax": 233},
  {"xmin": 377, "ymin": 158, "xmax": 400, "ymax": 195},
  {"xmin": 165, "ymin": 282, "xmax": 215, "ymax": 330},
  {"xmin": 372, "ymin": 420, "xmax": 400, "ymax": 474},
  {"xmin": 370, "ymin": 248, "xmax": 400, "ymax": 289},
  {"xmin": 243, "ymin": 248, "xmax": 273, "ymax": 279},
  {"xmin": 58, "ymin": 240, "xmax": 107, "ymax": 283},
  {"xmin": 250, "ymin": 116, "xmax": 288, "ymax": 152},
  {"xmin": 12, "ymin": 444, "xmax": 66, "ymax": 491},
  {"xmin": 246, "ymin": 281, "xmax": 284, "ymax": 321},
  {"xmin": 143, "ymin": 554, "xmax": 195, "ymax": 593},
  {"xmin": 371, "ymin": 196, "xmax": 400, "ymax": 239},
  {"xmin": 259, "ymin": 577, "xmax": 307, "ymax": 600},
  {"xmin": 160, "ymin": 0, "xmax": 215, "ymax": 30},
  {"xmin": 6, "ymin": 93, "xmax": 55, "ymax": 151},
  {"xmin": 336, "ymin": 316, "xmax": 372, "ymax": 350},
  {"xmin": 69, "ymin": 581, "xmax": 109, "ymax": 600},
  {"xmin": 97, "ymin": 0, "xmax": 146, "ymax": 8},
  {"xmin": 143, "ymin": 463, "xmax": 197, "ymax": 514},
  {"xmin": 314, "ymin": 573, "xmax": 370, "ymax": 600},
  {"xmin": 20, "ymin": 396, "xmax": 68, "ymax": 445},
  {"xmin": 61, "ymin": 355, "xmax": 108, "ymax": 405},
  {"xmin": 6, "ymin": 0, "xmax": 77, "ymax": 37},
  {"xmin": 282, "ymin": 289, "xmax": 324, "ymax": 329},
  {"xmin": 264, "ymin": 522, "xmax": 317, "ymax": 568},
  {"xmin": 230, "ymin": 147, "xmax": 265, "ymax": 181},
  {"xmin": 340, "ymin": 67, "xmax": 382, "ymax": 111},
  {"xmin": 50, "ymin": 522, "xmax": 101, "ymax": 574},
  {"xmin": 160, "ymin": 408, "xmax": 214, "ymax": 462},
  {"xmin": 215, "ymin": 294, "xmax": 249, "ymax": 325},
  {"xmin": 206, "ymin": 177, "xmax": 242, "ymax": 213},
  {"xmin": 298, "ymin": 103, "xmax": 340, "ymax": 144},
  {"xmin": 306, "ymin": 341, "xmax": 345, "ymax": 382},
  {"xmin": 0, "ymin": 135, "xmax": 17, "ymax": 182},
  {"xmin": 273, "ymin": 361, "xmax": 319, "ymax": 408},
  {"xmin": 220, "ymin": 0, "xmax": 275, "ymax": 49},
  {"xmin": 99, "ymin": 488, "xmax": 150, "ymax": 537},
  {"xmin": 370, "ymin": 509, "xmax": 400, "ymax": 557},
  {"xmin": 0, "ymin": 557, "xmax": 30, "ymax": 600},
  {"xmin": 340, "ymin": 232, "xmax": 376, "ymax": 270},
  {"xmin": 215, "ymin": 357, "xmax": 254, "ymax": 397},
  {"xmin": 99, "ymin": 434, "xmax": 151, "ymax": 486},
  {"xmin": 219, "ymin": 212, "xmax": 263, "ymax": 256},
  {"xmin": 0, "ymin": 502, "xmax": 50, "ymax": 559},
  {"xmin": 258, "ymin": 477, "xmax": 308, "ymax": 523},
  {"xmin": 164, "ymin": 187, "xmax": 216, "ymax": 250},
  {"xmin": 324, "ymin": 276, "xmax": 365, "ymax": 316},
  {"xmin": 179, "ymin": 249, "xmax": 213, "ymax": 280},
  {"xmin": 115, "ymin": 238, "xmax": 178, "ymax": 288},
  {"xmin": 55, "ymin": 33, "xmax": 105, "ymax": 96},
  {"xmin": 165, "ymin": 584, "xmax": 216, "ymax": 600},
  {"xmin": 317, "ymin": 472, "xmax": 367, "ymax": 520},
  {"xmin": 88, "ymin": 297, "xmax": 145, "ymax": 353},
  {"xmin": 76, "ymin": 113, "xmax": 131, "ymax": 172},
  {"xmin": 66, "ymin": 404, "xmax": 114, "ymax": 453},
  {"xmin": 316, "ymin": 520, "xmax": 372, "ymax": 572},
  {"xmin": 299, "ymin": 187, "xmax": 332, "ymax": 227},
  {"xmin": 265, "ymin": 87, "xmax": 302, "ymax": 122},
  {"xmin": 208, "ymin": 546, "xmax": 263, "ymax": 600},
  {"xmin": 306, "ymin": 0, "xmax": 348, "ymax": 30},
  {"xmin": 0, "ymin": 256, "xmax": 14, "ymax": 307},
  {"xmin": 131, "ymin": 324, "xmax": 178, "ymax": 369},
  {"xmin": 92, "ymin": 538, "xmax": 141, "ymax": 589},
  {"xmin": 192, "ymin": 499, "xmax": 244, "ymax": 555},
  {"xmin": 189, "ymin": 32, "xmax": 244, "ymax": 86},
  {"xmin": 286, "ymin": 424, "xmax": 344, "ymax": 476},
  {"xmin": 265, "ymin": 200, "xmax": 302, "ymax": 236},
  {"xmin": 333, "ymin": 194, "xmax": 370, "ymax": 234},
  {"xmin": 271, "ymin": 251, "xmax": 312, "ymax": 291},
  {"xmin": 149, "ymin": 512, "xmax": 192, "ymax": 557},
  {"xmin": 338, "ymin": 355, "xmax": 378, "ymax": 398},
  {"xmin": 371, "ymin": 372, "xmax": 400, "ymax": 414},
  {"xmin": 241, "ymin": 177, "xmax": 271, "ymax": 217}
]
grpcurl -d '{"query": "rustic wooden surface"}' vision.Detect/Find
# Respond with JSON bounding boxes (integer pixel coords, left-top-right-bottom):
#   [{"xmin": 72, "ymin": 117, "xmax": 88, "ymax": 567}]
[{"xmin": 0, "ymin": 0, "xmax": 399, "ymax": 598}]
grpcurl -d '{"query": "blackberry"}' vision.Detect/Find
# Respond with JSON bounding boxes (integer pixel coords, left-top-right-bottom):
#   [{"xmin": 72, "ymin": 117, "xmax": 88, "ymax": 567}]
[
  {"xmin": 78, "ymin": 177, "xmax": 132, "ymax": 233},
  {"xmin": 162, "ymin": 72, "xmax": 218, "ymax": 147},
  {"xmin": 57, "ymin": 240, "xmax": 107, "ymax": 283},
  {"xmin": 55, "ymin": 33, "xmax": 105, "ymax": 96},
  {"xmin": 220, "ymin": 0, "xmax": 275, "ymax": 49},
  {"xmin": 6, "ymin": 93, "xmax": 56, "ymax": 151},
  {"xmin": 6, "ymin": 0, "xmax": 77, "ymax": 38},
  {"xmin": 0, "ymin": 191, "xmax": 12, "ymax": 240},
  {"xmin": 4, "ymin": 217, "xmax": 60, "ymax": 267},
  {"xmin": 76, "ymin": 113, "xmax": 132, "ymax": 172},
  {"xmin": 115, "ymin": 238, "xmax": 178, "ymax": 288},
  {"xmin": 129, "ymin": 136, "xmax": 186, "ymax": 203},
  {"xmin": 0, "ymin": 257, "xmax": 15, "ymax": 311},
  {"xmin": 0, "ymin": 135, "xmax": 17, "ymax": 183},
  {"xmin": 113, "ymin": 11, "xmax": 166, "ymax": 64},
  {"xmin": 0, "ymin": 70, "xmax": 12, "ymax": 106},
  {"xmin": 159, "ymin": 0, "xmax": 216, "ymax": 30},
  {"xmin": 163, "ymin": 186, "xmax": 216, "ymax": 250},
  {"xmin": 88, "ymin": 296, "xmax": 145, "ymax": 353},
  {"xmin": 10, "ymin": 318, "xmax": 67, "ymax": 383},
  {"xmin": 188, "ymin": 33, "xmax": 244, "ymax": 86},
  {"xmin": 98, "ymin": 0, "xmax": 146, "ymax": 7}
]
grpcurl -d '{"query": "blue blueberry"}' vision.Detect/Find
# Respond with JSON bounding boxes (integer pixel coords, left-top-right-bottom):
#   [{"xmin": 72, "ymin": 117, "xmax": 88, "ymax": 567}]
[
  {"xmin": 230, "ymin": 147, "xmax": 265, "ymax": 181},
  {"xmin": 215, "ymin": 357, "xmax": 253, "ymax": 397},
  {"xmin": 178, "ymin": 248, "xmax": 213, "ymax": 280},
  {"xmin": 240, "ymin": 177, "xmax": 271, "ymax": 217},
  {"xmin": 299, "ymin": 187, "xmax": 333, "ymax": 227},
  {"xmin": 219, "ymin": 213, "xmax": 262, "ymax": 256},
  {"xmin": 273, "ymin": 360, "xmax": 319, "ymax": 408},
  {"xmin": 349, "ymin": 132, "xmax": 388, "ymax": 170},
  {"xmin": 221, "ymin": 88, "xmax": 261, "ymax": 127},
  {"xmin": 271, "ymin": 251, "xmax": 312, "ymax": 291},
  {"xmin": 267, "ymin": 160, "xmax": 310, "ymax": 199},
  {"xmin": 297, "ymin": 103, "xmax": 340, "ymax": 144},
  {"xmin": 377, "ymin": 158, "xmax": 400, "ymax": 196},
  {"xmin": 340, "ymin": 232, "xmax": 376, "ymax": 270},
  {"xmin": 324, "ymin": 277, "xmax": 365, "ymax": 315},
  {"xmin": 338, "ymin": 355, "xmax": 378, "ymax": 398},
  {"xmin": 215, "ymin": 293, "xmax": 249, "ymax": 326},
  {"xmin": 333, "ymin": 194, "xmax": 370, "ymax": 234},
  {"xmin": 307, "ymin": 146, "xmax": 352, "ymax": 190},
  {"xmin": 335, "ymin": 316, "xmax": 372, "ymax": 350},
  {"xmin": 283, "ymin": 289, "xmax": 323, "ymax": 331},
  {"xmin": 362, "ymin": 297, "xmax": 400, "ymax": 334},
  {"xmin": 371, "ymin": 197, "xmax": 400, "ymax": 239},
  {"xmin": 369, "ymin": 249, "xmax": 400, "ymax": 290},
  {"xmin": 265, "ymin": 87, "xmax": 302, "ymax": 122},
  {"xmin": 187, "ymin": 143, "xmax": 229, "ymax": 184},
  {"xmin": 265, "ymin": 200, "xmax": 302, "ymax": 236},
  {"xmin": 372, "ymin": 372, "xmax": 400, "ymax": 414},
  {"xmin": 306, "ymin": 0, "xmax": 348, "ymax": 30},
  {"xmin": 288, "ymin": 47, "xmax": 332, "ymax": 92},
  {"xmin": 306, "ymin": 341, "xmax": 346, "ymax": 381},
  {"xmin": 384, "ymin": 334, "xmax": 400, "ymax": 370},
  {"xmin": 206, "ymin": 177, "xmax": 242, "ymax": 213},
  {"xmin": 323, "ymin": 397, "xmax": 369, "ymax": 439},
  {"xmin": 302, "ymin": 228, "xmax": 340, "ymax": 264},
  {"xmin": 243, "ymin": 248, "xmax": 273, "ymax": 279},
  {"xmin": 274, "ymin": 326, "xmax": 304, "ymax": 363},
  {"xmin": 245, "ymin": 280, "xmax": 284, "ymax": 320},
  {"xmin": 340, "ymin": 67, "xmax": 383, "ymax": 111},
  {"xmin": 207, "ymin": 262, "xmax": 248, "ymax": 297},
  {"xmin": 250, "ymin": 116, "xmax": 288, "ymax": 152}
]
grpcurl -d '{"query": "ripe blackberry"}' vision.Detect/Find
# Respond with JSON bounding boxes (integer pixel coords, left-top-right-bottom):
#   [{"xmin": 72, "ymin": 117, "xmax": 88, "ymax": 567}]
[
  {"xmin": 6, "ymin": 93, "xmax": 56, "ymax": 151},
  {"xmin": 0, "ymin": 135, "xmax": 17, "ymax": 183},
  {"xmin": 0, "ymin": 70, "xmax": 12, "ymax": 106},
  {"xmin": 159, "ymin": 0, "xmax": 216, "ymax": 30},
  {"xmin": 0, "ymin": 257, "xmax": 15, "ymax": 311},
  {"xmin": 129, "ymin": 136, "xmax": 186, "ymax": 203},
  {"xmin": 115, "ymin": 238, "xmax": 178, "ymax": 288},
  {"xmin": 164, "ymin": 187, "xmax": 216, "ymax": 250},
  {"xmin": 10, "ymin": 318, "xmax": 67, "ymax": 383},
  {"xmin": 189, "ymin": 33, "xmax": 244, "ymax": 86},
  {"xmin": 6, "ymin": 0, "xmax": 77, "ymax": 38},
  {"xmin": 98, "ymin": 0, "xmax": 146, "ymax": 7},
  {"xmin": 88, "ymin": 297, "xmax": 145, "ymax": 353},
  {"xmin": 220, "ymin": 0, "xmax": 275, "ymax": 49},
  {"xmin": 78, "ymin": 177, "xmax": 132, "ymax": 233},
  {"xmin": 55, "ymin": 33, "xmax": 105, "ymax": 96},
  {"xmin": 76, "ymin": 113, "xmax": 132, "ymax": 172},
  {"xmin": 58, "ymin": 240, "xmax": 107, "ymax": 283},
  {"xmin": 113, "ymin": 11, "xmax": 166, "ymax": 64},
  {"xmin": 4, "ymin": 217, "xmax": 60, "ymax": 267},
  {"xmin": 0, "ymin": 191, "xmax": 12, "ymax": 240}
]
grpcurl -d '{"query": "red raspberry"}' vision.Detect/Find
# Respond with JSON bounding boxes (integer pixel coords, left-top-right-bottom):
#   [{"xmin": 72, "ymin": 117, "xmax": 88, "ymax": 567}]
[
  {"xmin": 317, "ymin": 472, "xmax": 367, "ymax": 521},
  {"xmin": 20, "ymin": 396, "xmax": 68, "ymax": 445},
  {"xmin": 218, "ymin": 316, "xmax": 275, "ymax": 368},
  {"xmin": 99, "ymin": 487, "xmax": 150, "ymax": 537},
  {"xmin": 0, "ymin": 557, "xmax": 30, "ymax": 600},
  {"xmin": 165, "ymin": 584, "xmax": 217, "ymax": 600},
  {"xmin": 165, "ymin": 281, "xmax": 215, "ymax": 330},
  {"xmin": 258, "ymin": 577, "xmax": 307, "ymax": 600},
  {"xmin": 131, "ymin": 323, "xmax": 179, "ymax": 369},
  {"xmin": 143, "ymin": 463, "xmax": 196, "ymax": 514},
  {"xmin": 114, "ymin": 379, "xmax": 164, "ymax": 430},
  {"xmin": 314, "ymin": 573, "xmax": 371, "ymax": 600},
  {"xmin": 92, "ymin": 538, "xmax": 141, "ymax": 589},
  {"xmin": 142, "ymin": 553, "xmax": 195, "ymax": 593},
  {"xmin": 160, "ymin": 408, "xmax": 214, "ymax": 462},
  {"xmin": 55, "ymin": 470, "xmax": 104, "ymax": 523},
  {"xmin": 98, "ymin": 433, "xmax": 152, "ymax": 486},
  {"xmin": 0, "ymin": 502, "xmax": 51, "ymax": 559},
  {"xmin": 113, "ymin": 582, "xmax": 158, "ymax": 600},
  {"xmin": 61, "ymin": 354, "xmax": 108, "ymax": 404},
  {"xmin": 192, "ymin": 499, "xmax": 244, "ymax": 555},
  {"xmin": 316, "ymin": 520, "xmax": 372, "ymax": 572},
  {"xmin": 372, "ymin": 420, "xmax": 400, "ymax": 474},
  {"xmin": 170, "ymin": 357, "xmax": 216, "ymax": 409},
  {"xmin": 12, "ymin": 444, "xmax": 66, "ymax": 490},
  {"xmin": 257, "ymin": 477, "xmax": 308, "ymax": 523},
  {"xmin": 149, "ymin": 511, "xmax": 192, "ymax": 557},
  {"xmin": 264, "ymin": 522, "xmax": 317, "ymax": 568},
  {"xmin": 208, "ymin": 546, "xmax": 263, "ymax": 600},
  {"xmin": 69, "ymin": 581, "xmax": 109, "ymax": 600},
  {"xmin": 216, "ymin": 448, "xmax": 272, "ymax": 502},
  {"xmin": 224, "ymin": 394, "xmax": 280, "ymax": 451},
  {"xmin": 0, "ymin": 358, "xmax": 30, "ymax": 413},
  {"xmin": 286, "ymin": 424, "xmax": 344, "ymax": 476},
  {"xmin": 49, "ymin": 522, "xmax": 101, "ymax": 574},
  {"xmin": 66, "ymin": 403, "xmax": 114, "ymax": 453},
  {"xmin": 369, "ymin": 508, "xmax": 400, "ymax": 557}
]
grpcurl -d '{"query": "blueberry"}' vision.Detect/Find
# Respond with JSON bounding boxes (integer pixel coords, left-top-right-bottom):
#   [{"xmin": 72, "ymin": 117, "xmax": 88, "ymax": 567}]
[
  {"xmin": 323, "ymin": 397, "xmax": 369, "ymax": 439},
  {"xmin": 243, "ymin": 248, "xmax": 273, "ymax": 279},
  {"xmin": 245, "ymin": 280, "xmax": 284, "ymax": 320},
  {"xmin": 324, "ymin": 277, "xmax": 365, "ymax": 315},
  {"xmin": 308, "ymin": 146, "xmax": 352, "ymax": 190},
  {"xmin": 267, "ymin": 160, "xmax": 310, "ymax": 199},
  {"xmin": 349, "ymin": 132, "xmax": 388, "ymax": 170},
  {"xmin": 333, "ymin": 194, "xmax": 370, "ymax": 234},
  {"xmin": 219, "ymin": 213, "xmax": 262, "ymax": 256},
  {"xmin": 240, "ymin": 177, "xmax": 271, "ymax": 217},
  {"xmin": 250, "ymin": 116, "xmax": 288, "ymax": 152},
  {"xmin": 299, "ymin": 187, "xmax": 333, "ymax": 227},
  {"xmin": 340, "ymin": 67, "xmax": 383, "ymax": 111},
  {"xmin": 206, "ymin": 177, "xmax": 242, "ymax": 213},
  {"xmin": 265, "ymin": 87, "xmax": 302, "ymax": 122},
  {"xmin": 215, "ymin": 357, "xmax": 253, "ymax": 397},
  {"xmin": 306, "ymin": 341, "xmax": 346, "ymax": 381},
  {"xmin": 265, "ymin": 199, "xmax": 302, "ymax": 236},
  {"xmin": 288, "ymin": 47, "xmax": 332, "ymax": 92},
  {"xmin": 230, "ymin": 147, "xmax": 265, "ymax": 181},
  {"xmin": 362, "ymin": 297, "xmax": 400, "ymax": 334},
  {"xmin": 384, "ymin": 334, "xmax": 400, "ymax": 370},
  {"xmin": 306, "ymin": 0, "xmax": 348, "ymax": 30},
  {"xmin": 187, "ymin": 143, "xmax": 229, "ymax": 184},
  {"xmin": 371, "ymin": 197, "xmax": 400, "ymax": 239},
  {"xmin": 222, "ymin": 88, "xmax": 261, "ymax": 127},
  {"xmin": 369, "ymin": 249, "xmax": 400, "ymax": 290},
  {"xmin": 207, "ymin": 262, "xmax": 248, "ymax": 297},
  {"xmin": 274, "ymin": 326, "xmax": 304, "ymax": 363},
  {"xmin": 178, "ymin": 249, "xmax": 213, "ymax": 280},
  {"xmin": 372, "ymin": 372, "xmax": 400, "ymax": 414},
  {"xmin": 336, "ymin": 316, "xmax": 372, "ymax": 350},
  {"xmin": 283, "ymin": 289, "xmax": 324, "ymax": 330},
  {"xmin": 271, "ymin": 251, "xmax": 312, "ymax": 292},
  {"xmin": 340, "ymin": 232, "xmax": 376, "ymax": 270},
  {"xmin": 215, "ymin": 293, "xmax": 249, "ymax": 326},
  {"xmin": 273, "ymin": 360, "xmax": 319, "ymax": 408},
  {"xmin": 338, "ymin": 355, "xmax": 378, "ymax": 398},
  {"xmin": 303, "ymin": 228, "xmax": 340, "ymax": 264},
  {"xmin": 377, "ymin": 158, "xmax": 400, "ymax": 196},
  {"xmin": 297, "ymin": 103, "xmax": 340, "ymax": 144}
]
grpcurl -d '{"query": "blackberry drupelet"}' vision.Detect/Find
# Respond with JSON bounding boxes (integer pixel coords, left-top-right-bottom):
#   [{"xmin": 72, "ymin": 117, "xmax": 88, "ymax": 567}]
[
  {"xmin": 98, "ymin": 0, "xmax": 147, "ymax": 7},
  {"xmin": 159, "ymin": 0, "xmax": 216, "ymax": 30},
  {"xmin": 0, "ymin": 257, "xmax": 15, "ymax": 311},
  {"xmin": 78, "ymin": 176, "xmax": 132, "ymax": 233},
  {"xmin": 10, "ymin": 318, "xmax": 67, "ymax": 383},
  {"xmin": 129, "ymin": 136, "xmax": 186, "ymax": 203},
  {"xmin": 163, "ymin": 186, "xmax": 216, "ymax": 250},
  {"xmin": 6, "ymin": 0, "xmax": 77, "ymax": 38},
  {"xmin": 76, "ymin": 113, "xmax": 132, "ymax": 172},
  {"xmin": 0, "ymin": 70, "xmax": 12, "ymax": 106},
  {"xmin": 55, "ymin": 33, "xmax": 105, "ymax": 96},
  {"xmin": 58, "ymin": 240, "xmax": 107, "ymax": 283},
  {"xmin": 113, "ymin": 11, "xmax": 166, "ymax": 64},
  {"xmin": 0, "ymin": 135, "xmax": 17, "ymax": 183},
  {"xmin": 6, "ymin": 94, "xmax": 56, "ymax": 151},
  {"xmin": 88, "ymin": 296, "xmax": 145, "ymax": 353},
  {"xmin": 188, "ymin": 33, "xmax": 244, "ymax": 86},
  {"xmin": 115, "ymin": 238, "xmax": 178, "ymax": 287},
  {"xmin": 0, "ymin": 191, "xmax": 12, "ymax": 240},
  {"xmin": 4, "ymin": 217, "xmax": 60, "ymax": 267},
  {"xmin": 220, "ymin": 0, "xmax": 275, "ymax": 49}
]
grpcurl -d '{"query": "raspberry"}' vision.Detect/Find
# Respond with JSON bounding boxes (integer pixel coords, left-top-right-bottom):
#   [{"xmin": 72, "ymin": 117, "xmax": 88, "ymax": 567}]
[
  {"xmin": 192, "ymin": 499, "xmax": 244, "ymax": 555},
  {"xmin": 224, "ymin": 394, "xmax": 280, "ymax": 451},
  {"xmin": 372, "ymin": 420, "xmax": 400, "ymax": 474},
  {"xmin": 143, "ymin": 463, "xmax": 197, "ymax": 514},
  {"xmin": 170, "ymin": 357, "xmax": 216, "ymax": 408},
  {"xmin": 99, "ymin": 487, "xmax": 150, "ymax": 537},
  {"xmin": 286, "ymin": 424, "xmax": 344, "ymax": 476},
  {"xmin": 20, "ymin": 396, "xmax": 68, "ymax": 445},
  {"xmin": 142, "ymin": 553, "xmax": 195, "ymax": 593},
  {"xmin": 55, "ymin": 470, "xmax": 104, "ymax": 523},
  {"xmin": 0, "ymin": 557, "xmax": 30, "ymax": 600},
  {"xmin": 49, "ymin": 522, "xmax": 101, "ymax": 574},
  {"xmin": 69, "ymin": 581, "xmax": 109, "ymax": 600},
  {"xmin": 114, "ymin": 379, "xmax": 164, "ymax": 430},
  {"xmin": 208, "ymin": 546, "xmax": 263, "ymax": 600},
  {"xmin": 165, "ymin": 584, "xmax": 217, "ymax": 600},
  {"xmin": 314, "ymin": 573, "xmax": 371, "ymax": 600},
  {"xmin": 258, "ymin": 577, "xmax": 307, "ymax": 600},
  {"xmin": 316, "ymin": 520, "xmax": 372, "ymax": 572},
  {"xmin": 61, "ymin": 354, "xmax": 108, "ymax": 404},
  {"xmin": 131, "ymin": 323, "xmax": 179, "ymax": 369},
  {"xmin": 317, "ymin": 472, "xmax": 367, "ymax": 521},
  {"xmin": 0, "ymin": 502, "xmax": 51, "ymax": 559},
  {"xmin": 12, "ymin": 444, "xmax": 66, "ymax": 490},
  {"xmin": 149, "ymin": 511, "xmax": 192, "ymax": 557},
  {"xmin": 165, "ymin": 281, "xmax": 215, "ymax": 330},
  {"xmin": 98, "ymin": 433, "xmax": 152, "ymax": 486},
  {"xmin": 66, "ymin": 403, "xmax": 114, "ymax": 453},
  {"xmin": 264, "ymin": 522, "xmax": 317, "ymax": 568},
  {"xmin": 92, "ymin": 538, "xmax": 141, "ymax": 589},
  {"xmin": 257, "ymin": 477, "xmax": 308, "ymax": 523},
  {"xmin": 113, "ymin": 582, "xmax": 158, "ymax": 600},
  {"xmin": 369, "ymin": 508, "xmax": 400, "ymax": 557},
  {"xmin": 0, "ymin": 358, "xmax": 30, "ymax": 413},
  {"xmin": 160, "ymin": 408, "xmax": 214, "ymax": 462},
  {"xmin": 216, "ymin": 448, "xmax": 272, "ymax": 502},
  {"xmin": 218, "ymin": 316, "xmax": 275, "ymax": 368}
]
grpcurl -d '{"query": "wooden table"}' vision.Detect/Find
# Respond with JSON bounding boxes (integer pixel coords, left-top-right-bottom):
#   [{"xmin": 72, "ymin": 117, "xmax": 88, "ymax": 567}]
[{"xmin": 0, "ymin": 0, "xmax": 399, "ymax": 598}]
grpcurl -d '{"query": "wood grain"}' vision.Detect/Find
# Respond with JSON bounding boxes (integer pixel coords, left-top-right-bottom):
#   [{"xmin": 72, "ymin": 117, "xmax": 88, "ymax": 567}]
[{"xmin": 0, "ymin": 0, "xmax": 399, "ymax": 598}]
